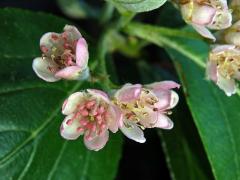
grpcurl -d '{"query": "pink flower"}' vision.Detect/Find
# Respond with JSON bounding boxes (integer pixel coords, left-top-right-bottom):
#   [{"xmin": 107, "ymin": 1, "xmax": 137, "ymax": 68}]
[
  {"xmin": 113, "ymin": 82, "xmax": 180, "ymax": 143},
  {"xmin": 33, "ymin": 25, "xmax": 89, "ymax": 82},
  {"xmin": 60, "ymin": 89, "xmax": 123, "ymax": 151},
  {"xmin": 180, "ymin": 0, "xmax": 232, "ymax": 40},
  {"xmin": 225, "ymin": 20, "xmax": 240, "ymax": 46},
  {"xmin": 206, "ymin": 45, "xmax": 240, "ymax": 96}
]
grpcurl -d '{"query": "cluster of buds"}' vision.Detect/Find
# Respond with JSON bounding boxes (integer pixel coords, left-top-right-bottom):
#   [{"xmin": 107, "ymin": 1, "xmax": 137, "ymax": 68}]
[
  {"xmin": 32, "ymin": 25, "xmax": 180, "ymax": 151},
  {"xmin": 60, "ymin": 81, "xmax": 180, "ymax": 150},
  {"xmin": 206, "ymin": 0, "xmax": 240, "ymax": 96},
  {"xmin": 179, "ymin": 0, "xmax": 232, "ymax": 40}
]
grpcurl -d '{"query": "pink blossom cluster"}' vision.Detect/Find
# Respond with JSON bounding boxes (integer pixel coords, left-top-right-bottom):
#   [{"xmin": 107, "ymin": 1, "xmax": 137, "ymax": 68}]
[
  {"xmin": 60, "ymin": 82, "xmax": 179, "ymax": 151},
  {"xmin": 32, "ymin": 25, "xmax": 180, "ymax": 151}
]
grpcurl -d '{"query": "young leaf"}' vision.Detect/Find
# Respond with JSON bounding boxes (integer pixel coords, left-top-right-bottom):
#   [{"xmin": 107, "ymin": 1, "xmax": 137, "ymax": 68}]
[
  {"xmin": 125, "ymin": 22, "xmax": 240, "ymax": 180},
  {"xmin": 0, "ymin": 8, "xmax": 122, "ymax": 180}
]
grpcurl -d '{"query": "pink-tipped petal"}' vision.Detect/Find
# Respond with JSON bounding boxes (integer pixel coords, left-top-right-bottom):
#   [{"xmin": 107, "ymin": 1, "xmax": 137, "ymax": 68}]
[
  {"xmin": 87, "ymin": 89, "xmax": 110, "ymax": 103},
  {"xmin": 153, "ymin": 90, "xmax": 171, "ymax": 110},
  {"xmin": 84, "ymin": 130, "xmax": 109, "ymax": 151},
  {"xmin": 217, "ymin": 74, "xmax": 237, "ymax": 96},
  {"xmin": 55, "ymin": 66, "xmax": 81, "ymax": 80},
  {"xmin": 192, "ymin": 24, "xmax": 216, "ymax": 41},
  {"xmin": 76, "ymin": 38, "xmax": 89, "ymax": 69},
  {"xmin": 32, "ymin": 57, "xmax": 60, "ymax": 82},
  {"xmin": 62, "ymin": 92, "xmax": 85, "ymax": 115},
  {"xmin": 115, "ymin": 84, "xmax": 142, "ymax": 102},
  {"xmin": 60, "ymin": 114, "xmax": 83, "ymax": 140},
  {"xmin": 107, "ymin": 105, "xmax": 123, "ymax": 133},
  {"xmin": 206, "ymin": 60, "xmax": 218, "ymax": 82},
  {"xmin": 120, "ymin": 121, "xmax": 146, "ymax": 143},
  {"xmin": 147, "ymin": 81, "xmax": 180, "ymax": 91},
  {"xmin": 192, "ymin": 5, "xmax": 216, "ymax": 25}
]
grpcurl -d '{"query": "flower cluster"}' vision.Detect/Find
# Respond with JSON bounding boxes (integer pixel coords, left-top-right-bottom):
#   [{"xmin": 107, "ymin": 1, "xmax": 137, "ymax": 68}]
[
  {"xmin": 32, "ymin": 25, "xmax": 180, "ymax": 151},
  {"xmin": 206, "ymin": 1, "xmax": 240, "ymax": 96},
  {"xmin": 60, "ymin": 82, "xmax": 179, "ymax": 150},
  {"xmin": 179, "ymin": 0, "xmax": 232, "ymax": 40}
]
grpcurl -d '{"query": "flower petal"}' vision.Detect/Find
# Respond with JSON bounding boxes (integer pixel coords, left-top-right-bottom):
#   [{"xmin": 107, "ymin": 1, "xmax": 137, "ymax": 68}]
[
  {"xmin": 147, "ymin": 81, "xmax": 180, "ymax": 91},
  {"xmin": 40, "ymin": 32, "xmax": 60, "ymax": 55},
  {"xmin": 84, "ymin": 130, "xmax": 109, "ymax": 151},
  {"xmin": 60, "ymin": 114, "xmax": 83, "ymax": 140},
  {"xmin": 169, "ymin": 90, "xmax": 179, "ymax": 109},
  {"xmin": 206, "ymin": 60, "xmax": 218, "ymax": 82},
  {"xmin": 212, "ymin": 44, "xmax": 236, "ymax": 53},
  {"xmin": 217, "ymin": 74, "xmax": 237, "ymax": 96},
  {"xmin": 107, "ymin": 105, "xmax": 123, "ymax": 133},
  {"xmin": 192, "ymin": 24, "xmax": 216, "ymax": 40},
  {"xmin": 192, "ymin": 5, "xmax": 216, "ymax": 25},
  {"xmin": 87, "ymin": 89, "xmax": 110, "ymax": 103},
  {"xmin": 32, "ymin": 57, "xmax": 60, "ymax": 82},
  {"xmin": 153, "ymin": 90, "xmax": 171, "ymax": 110},
  {"xmin": 115, "ymin": 84, "xmax": 142, "ymax": 102},
  {"xmin": 64, "ymin": 25, "xmax": 82, "ymax": 41},
  {"xmin": 62, "ymin": 92, "xmax": 85, "ymax": 115},
  {"xmin": 152, "ymin": 113, "xmax": 174, "ymax": 129},
  {"xmin": 120, "ymin": 121, "xmax": 146, "ymax": 143},
  {"xmin": 76, "ymin": 38, "xmax": 89, "ymax": 69},
  {"xmin": 208, "ymin": 10, "xmax": 232, "ymax": 30},
  {"xmin": 55, "ymin": 66, "xmax": 81, "ymax": 80}
]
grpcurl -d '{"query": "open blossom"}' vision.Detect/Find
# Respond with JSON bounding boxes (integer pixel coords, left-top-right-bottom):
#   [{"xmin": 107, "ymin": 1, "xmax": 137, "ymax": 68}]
[
  {"xmin": 225, "ymin": 20, "xmax": 240, "ymax": 46},
  {"xmin": 206, "ymin": 45, "xmax": 240, "ymax": 96},
  {"xmin": 180, "ymin": 0, "xmax": 232, "ymax": 40},
  {"xmin": 60, "ymin": 89, "xmax": 123, "ymax": 151},
  {"xmin": 33, "ymin": 25, "xmax": 89, "ymax": 82},
  {"xmin": 113, "ymin": 82, "xmax": 180, "ymax": 143}
]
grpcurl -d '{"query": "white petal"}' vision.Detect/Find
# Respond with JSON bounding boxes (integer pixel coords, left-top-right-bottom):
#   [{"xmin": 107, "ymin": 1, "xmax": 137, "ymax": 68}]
[
  {"xmin": 153, "ymin": 113, "xmax": 174, "ymax": 129},
  {"xmin": 120, "ymin": 121, "xmax": 146, "ymax": 143},
  {"xmin": 62, "ymin": 92, "xmax": 85, "ymax": 115},
  {"xmin": 217, "ymin": 74, "xmax": 237, "ymax": 96},
  {"xmin": 208, "ymin": 10, "xmax": 232, "ymax": 30},
  {"xmin": 64, "ymin": 25, "xmax": 82, "ymax": 41},
  {"xmin": 60, "ymin": 114, "xmax": 83, "ymax": 140},
  {"xmin": 192, "ymin": 5, "xmax": 216, "ymax": 25},
  {"xmin": 32, "ymin": 57, "xmax": 60, "ymax": 82},
  {"xmin": 169, "ymin": 90, "xmax": 179, "ymax": 109},
  {"xmin": 87, "ymin": 89, "xmax": 110, "ymax": 103},
  {"xmin": 84, "ymin": 130, "xmax": 109, "ymax": 151},
  {"xmin": 192, "ymin": 24, "xmax": 216, "ymax": 40}
]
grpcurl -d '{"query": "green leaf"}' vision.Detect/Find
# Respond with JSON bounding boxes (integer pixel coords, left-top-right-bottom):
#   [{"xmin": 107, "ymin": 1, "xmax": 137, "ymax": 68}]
[
  {"xmin": 0, "ymin": 8, "xmax": 122, "ymax": 180},
  {"xmin": 125, "ymin": 22, "xmax": 240, "ymax": 180},
  {"xmin": 106, "ymin": 0, "xmax": 167, "ymax": 13},
  {"xmin": 137, "ymin": 61, "xmax": 213, "ymax": 180}
]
